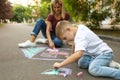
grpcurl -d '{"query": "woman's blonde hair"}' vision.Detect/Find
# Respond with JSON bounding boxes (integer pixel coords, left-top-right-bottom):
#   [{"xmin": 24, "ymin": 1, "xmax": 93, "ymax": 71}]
[
  {"xmin": 56, "ymin": 20, "xmax": 70, "ymax": 39},
  {"xmin": 50, "ymin": 0, "xmax": 65, "ymax": 19}
]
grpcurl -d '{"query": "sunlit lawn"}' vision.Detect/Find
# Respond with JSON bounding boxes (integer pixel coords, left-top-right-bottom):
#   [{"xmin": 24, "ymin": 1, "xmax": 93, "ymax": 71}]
[
  {"xmin": 92, "ymin": 29, "xmax": 120, "ymax": 37},
  {"xmin": 0, "ymin": 23, "xmax": 4, "ymax": 27}
]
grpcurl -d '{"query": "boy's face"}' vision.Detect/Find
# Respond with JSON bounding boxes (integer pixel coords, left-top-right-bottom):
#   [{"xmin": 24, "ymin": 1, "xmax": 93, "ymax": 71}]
[{"xmin": 60, "ymin": 28, "xmax": 74, "ymax": 42}]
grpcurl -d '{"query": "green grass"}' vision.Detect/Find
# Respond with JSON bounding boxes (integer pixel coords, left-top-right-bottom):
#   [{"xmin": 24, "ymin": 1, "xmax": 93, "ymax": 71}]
[
  {"xmin": 27, "ymin": 23, "xmax": 35, "ymax": 27},
  {"xmin": 0, "ymin": 24, "xmax": 3, "ymax": 26},
  {"xmin": 92, "ymin": 29, "xmax": 120, "ymax": 38}
]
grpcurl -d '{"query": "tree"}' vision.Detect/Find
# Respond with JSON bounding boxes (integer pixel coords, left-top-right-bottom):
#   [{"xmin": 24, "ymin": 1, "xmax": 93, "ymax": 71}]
[
  {"xmin": 30, "ymin": 0, "xmax": 50, "ymax": 20},
  {"xmin": 11, "ymin": 5, "xmax": 32, "ymax": 23},
  {"xmin": 38, "ymin": 2, "xmax": 50, "ymax": 19},
  {"xmin": 11, "ymin": 0, "xmax": 50, "ymax": 23},
  {"xmin": 87, "ymin": 0, "xmax": 111, "ymax": 28},
  {"xmin": 63, "ymin": 0, "xmax": 89, "ymax": 22},
  {"xmin": 110, "ymin": 0, "xmax": 120, "ymax": 24},
  {"xmin": 0, "ymin": 0, "xmax": 13, "ymax": 22},
  {"xmin": 63, "ymin": 0, "xmax": 113, "ymax": 28},
  {"xmin": 41, "ymin": 0, "xmax": 51, "ymax": 3}
]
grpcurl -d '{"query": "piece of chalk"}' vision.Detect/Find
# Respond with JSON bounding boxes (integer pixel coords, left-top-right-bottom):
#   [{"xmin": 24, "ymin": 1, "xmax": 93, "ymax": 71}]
[
  {"xmin": 77, "ymin": 72, "xmax": 83, "ymax": 77},
  {"xmin": 59, "ymin": 73, "xmax": 67, "ymax": 77}
]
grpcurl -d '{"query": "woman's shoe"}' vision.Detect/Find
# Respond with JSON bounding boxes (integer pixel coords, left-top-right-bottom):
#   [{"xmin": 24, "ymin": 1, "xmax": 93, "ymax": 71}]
[{"xmin": 18, "ymin": 40, "xmax": 36, "ymax": 48}]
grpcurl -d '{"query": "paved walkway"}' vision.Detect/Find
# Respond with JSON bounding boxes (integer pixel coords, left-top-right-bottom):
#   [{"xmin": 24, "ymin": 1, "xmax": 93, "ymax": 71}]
[{"xmin": 0, "ymin": 23, "xmax": 120, "ymax": 80}]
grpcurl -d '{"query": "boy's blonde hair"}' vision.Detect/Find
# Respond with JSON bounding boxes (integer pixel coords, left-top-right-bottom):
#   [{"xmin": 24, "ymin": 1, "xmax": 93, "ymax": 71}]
[
  {"xmin": 50, "ymin": 0, "xmax": 65, "ymax": 19},
  {"xmin": 56, "ymin": 20, "xmax": 70, "ymax": 39}
]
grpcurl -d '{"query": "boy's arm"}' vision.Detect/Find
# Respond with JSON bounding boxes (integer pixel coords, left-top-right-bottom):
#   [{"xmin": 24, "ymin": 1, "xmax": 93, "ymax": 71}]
[
  {"xmin": 53, "ymin": 50, "xmax": 84, "ymax": 68},
  {"xmin": 72, "ymin": 43, "xmax": 75, "ymax": 54}
]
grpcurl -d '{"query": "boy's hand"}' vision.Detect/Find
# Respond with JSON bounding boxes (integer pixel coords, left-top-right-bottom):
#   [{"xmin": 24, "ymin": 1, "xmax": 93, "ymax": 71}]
[{"xmin": 53, "ymin": 62, "xmax": 61, "ymax": 69}]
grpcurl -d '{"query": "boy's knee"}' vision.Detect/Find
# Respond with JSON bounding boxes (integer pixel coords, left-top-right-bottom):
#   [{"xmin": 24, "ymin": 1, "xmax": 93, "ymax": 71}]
[
  {"xmin": 88, "ymin": 65, "xmax": 100, "ymax": 76},
  {"xmin": 78, "ymin": 60, "xmax": 90, "ymax": 69},
  {"xmin": 78, "ymin": 55, "xmax": 94, "ymax": 69}
]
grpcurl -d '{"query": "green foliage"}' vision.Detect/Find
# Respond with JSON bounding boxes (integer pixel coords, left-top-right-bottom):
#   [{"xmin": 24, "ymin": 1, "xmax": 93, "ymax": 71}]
[
  {"xmin": 28, "ymin": 1, "xmax": 50, "ymax": 21},
  {"xmin": 36, "ymin": 2, "xmax": 50, "ymax": 19},
  {"xmin": 11, "ymin": 1, "xmax": 50, "ymax": 23},
  {"xmin": 10, "ymin": 0, "xmax": 118, "ymax": 29},
  {"xmin": 63, "ymin": 0, "xmax": 114, "ymax": 28},
  {"xmin": 41, "ymin": 0, "xmax": 51, "ymax": 3},
  {"xmin": 63, "ymin": 0, "xmax": 89, "ymax": 22},
  {"xmin": 11, "ymin": 5, "xmax": 32, "ymax": 23},
  {"xmin": 88, "ymin": 8, "xmax": 111, "ymax": 28}
]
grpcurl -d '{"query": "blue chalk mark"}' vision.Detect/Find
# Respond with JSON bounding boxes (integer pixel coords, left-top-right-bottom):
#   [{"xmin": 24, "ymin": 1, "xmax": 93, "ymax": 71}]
[
  {"xmin": 21, "ymin": 47, "xmax": 46, "ymax": 58},
  {"xmin": 41, "ymin": 69, "xmax": 59, "ymax": 75}
]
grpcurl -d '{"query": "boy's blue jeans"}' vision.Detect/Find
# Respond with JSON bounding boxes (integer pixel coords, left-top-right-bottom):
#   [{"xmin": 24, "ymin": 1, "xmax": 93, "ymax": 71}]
[
  {"xmin": 78, "ymin": 52, "xmax": 120, "ymax": 79},
  {"xmin": 78, "ymin": 54, "xmax": 94, "ymax": 68},
  {"xmin": 31, "ymin": 18, "xmax": 63, "ymax": 48}
]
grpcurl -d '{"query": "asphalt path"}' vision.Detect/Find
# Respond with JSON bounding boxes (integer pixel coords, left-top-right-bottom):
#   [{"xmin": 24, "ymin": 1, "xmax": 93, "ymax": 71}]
[{"xmin": 0, "ymin": 23, "xmax": 120, "ymax": 80}]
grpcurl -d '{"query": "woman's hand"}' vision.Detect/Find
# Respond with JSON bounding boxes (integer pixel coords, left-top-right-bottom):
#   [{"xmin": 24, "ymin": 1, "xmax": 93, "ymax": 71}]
[
  {"xmin": 49, "ymin": 41, "xmax": 55, "ymax": 49},
  {"xmin": 46, "ymin": 21, "xmax": 55, "ymax": 49}
]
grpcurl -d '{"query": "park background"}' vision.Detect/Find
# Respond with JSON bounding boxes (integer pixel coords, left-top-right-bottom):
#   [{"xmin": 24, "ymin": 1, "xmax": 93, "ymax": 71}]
[
  {"xmin": 0, "ymin": 0, "xmax": 120, "ymax": 80},
  {"xmin": 0, "ymin": 0, "xmax": 120, "ymax": 37}
]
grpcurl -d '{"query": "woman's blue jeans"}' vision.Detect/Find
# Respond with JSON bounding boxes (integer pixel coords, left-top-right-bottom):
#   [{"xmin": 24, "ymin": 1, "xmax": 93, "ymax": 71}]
[
  {"xmin": 78, "ymin": 52, "xmax": 120, "ymax": 79},
  {"xmin": 31, "ymin": 18, "xmax": 63, "ymax": 48}
]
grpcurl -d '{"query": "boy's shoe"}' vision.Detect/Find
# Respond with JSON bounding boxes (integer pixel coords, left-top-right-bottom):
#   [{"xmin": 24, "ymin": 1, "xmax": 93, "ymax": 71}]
[
  {"xmin": 18, "ymin": 40, "xmax": 36, "ymax": 48},
  {"xmin": 109, "ymin": 60, "xmax": 120, "ymax": 69},
  {"xmin": 35, "ymin": 38, "xmax": 48, "ymax": 44}
]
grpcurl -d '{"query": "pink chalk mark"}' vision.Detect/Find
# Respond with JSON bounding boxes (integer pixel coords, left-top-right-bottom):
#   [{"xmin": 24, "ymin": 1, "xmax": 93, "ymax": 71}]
[
  {"xmin": 47, "ymin": 48, "xmax": 58, "ymax": 52},
  {"xmin": 77, "ymin": 71, "xmax": 83, "ymax": 77},
  {"xmin": 47, "ymin": 48, "xmax": 69, "ymax": 56}
]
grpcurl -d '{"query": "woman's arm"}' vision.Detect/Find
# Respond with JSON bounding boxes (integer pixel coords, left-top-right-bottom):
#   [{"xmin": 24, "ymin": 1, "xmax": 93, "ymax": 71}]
[
  {"xmin": 46, "ymin": 21, "xmax": 55, "ymax": 49},
  {"xmin": 53, "ymin": 50, "xmax": 84, "ymax": 68}
]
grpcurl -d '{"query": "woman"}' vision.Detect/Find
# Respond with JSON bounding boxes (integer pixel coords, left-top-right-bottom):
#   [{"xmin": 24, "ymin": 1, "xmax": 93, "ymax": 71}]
[{"xmin": 18, "ymin": 0, "xmax": 70, "ymax": 48}]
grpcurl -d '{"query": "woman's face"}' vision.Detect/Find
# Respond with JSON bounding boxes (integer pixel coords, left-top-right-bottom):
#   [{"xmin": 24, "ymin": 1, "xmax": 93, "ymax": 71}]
[{"xmin": 53, "ymin": 3, "xmax": 61, "ymax": 14}]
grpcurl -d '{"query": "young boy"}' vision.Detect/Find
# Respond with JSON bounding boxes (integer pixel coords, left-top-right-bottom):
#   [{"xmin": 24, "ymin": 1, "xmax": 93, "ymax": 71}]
[{"xmin": 53, "ymin": 20, "xmax": 120, "ymax": 79}]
